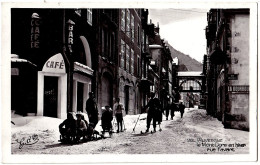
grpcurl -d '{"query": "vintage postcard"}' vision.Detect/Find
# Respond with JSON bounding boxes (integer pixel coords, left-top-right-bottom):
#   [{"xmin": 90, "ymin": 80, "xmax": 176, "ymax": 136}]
[{"xmin": 1, "ymin": 1, "xmax": 258, "ymax": 164}]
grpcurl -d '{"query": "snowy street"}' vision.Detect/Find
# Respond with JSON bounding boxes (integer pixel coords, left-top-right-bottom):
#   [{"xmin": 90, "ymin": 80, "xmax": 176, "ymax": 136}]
[{"xmin": 11, "ymin": 108, "xmax": 249, "ymax": 154}]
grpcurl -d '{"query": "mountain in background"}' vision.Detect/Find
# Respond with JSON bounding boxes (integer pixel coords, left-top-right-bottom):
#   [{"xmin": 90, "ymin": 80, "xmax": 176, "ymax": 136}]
[{"xmin": 168, "ymin": 44, "xmax": 203, "ymax": 71}]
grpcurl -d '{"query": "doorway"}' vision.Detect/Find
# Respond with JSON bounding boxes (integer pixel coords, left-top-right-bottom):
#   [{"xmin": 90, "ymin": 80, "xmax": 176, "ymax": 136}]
[
  {"xmin": 124, "ymin": 86, "xmax": 129, "ymax": 114},
  {"xmin": 44, "ymin": 76, "xmax": 58, "ymax": 118},
  {"xmin": 77, "ymin": 82, "xmax": 84, "ymax": 112}
]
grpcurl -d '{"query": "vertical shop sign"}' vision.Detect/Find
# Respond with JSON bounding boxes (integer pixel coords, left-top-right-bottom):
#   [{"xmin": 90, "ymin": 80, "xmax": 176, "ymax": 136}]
[
  {"xmin": 67, "ymin": 19, "xmax": 75, "ymax": 53},
  {"xmin": 31, "ymin": 13, "xmax": 41, "ymax": 48}
]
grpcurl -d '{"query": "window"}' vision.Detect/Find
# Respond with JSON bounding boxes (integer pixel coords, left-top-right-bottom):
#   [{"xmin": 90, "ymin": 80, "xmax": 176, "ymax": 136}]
[
  {"xmin": 137, "ymin": 25, "xmax": 140, "ymax": 46},
  {"xmin": 120, "ymin": 40, "xmax": 125, "ymax": 68},
  {"xmin": 137, "ymin": 55, "xmax": 140, "ymax": 76},
  {"xmin": 141, "ymin": 60, "xmax": 144, "ymax": 78},
  {"xmin": 142, "ymin": 30, "xmax": 145, "ymax": 51},
  {"xmin": 181, "ymin": 80, "xmax": 201, "ymax": 91},
  {"xmin": 102, "ymin": 29, "xmax": 104, "ymax": 56},
  {"xmin": 121, "ymin": 9, "xmax": 125, "ymax": 31},
  {"xmin": 126, "ymin": 9, "xmax": 130, "ymax": 37},
  {"xmin": 131, "ymin": 14, "xmax": 135, "ymax": 43},
  {"xmin": 87, "ymin": 8, "xmax": 92, "ymax": 25},
  {"xmin": 126, "ymin": 44, "xmax": 130, "ymax": 72},
  {"xmin": 131, "ymin": 49, "xmax": 134, "ymax": 74},
  {"xmin": 146, "ymin": 35, "xmax": 149, "ymax": 47}
]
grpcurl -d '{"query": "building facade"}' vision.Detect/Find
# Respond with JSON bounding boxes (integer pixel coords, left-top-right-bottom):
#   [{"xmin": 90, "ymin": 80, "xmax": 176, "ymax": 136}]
[
  {"xmin": 11, "ymin": 8, "xmax": 175, "ymax": 120},
  {"xmin": 11, "ymin": 9, "xmax": 95, "ymax": 118},
  {"xmin": 205, "ymin": 9, "xmax": 249, "ymax": 130}
]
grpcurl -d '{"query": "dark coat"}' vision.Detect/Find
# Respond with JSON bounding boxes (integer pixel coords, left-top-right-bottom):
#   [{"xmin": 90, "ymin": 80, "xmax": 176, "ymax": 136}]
[
  {"xmin": 145, "ymin": 97, "xmax": 162, "ymax": 122},
  {"xmin": 86, "ymin": 98, "xmax": 98, "ymax": 125},
  {"xmin": 179, "ymin": 103, "xmax": 185, "ymax": 113}
]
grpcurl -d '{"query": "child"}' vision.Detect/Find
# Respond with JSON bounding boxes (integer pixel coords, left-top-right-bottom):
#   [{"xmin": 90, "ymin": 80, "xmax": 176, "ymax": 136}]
[
  {"xmin": 101, "ymin": 106, "xmax": 113, "ymax": 134},
  {"xmin": 59, "ymin": 112, "xmax": 76, "ymax": 142},
  {"xmin": 75, "ymin": 113, "xmax": 88, "ymax": 142}
]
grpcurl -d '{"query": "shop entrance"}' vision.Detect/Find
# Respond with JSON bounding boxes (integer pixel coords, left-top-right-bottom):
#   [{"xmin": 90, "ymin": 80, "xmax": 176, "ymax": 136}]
[
  {"xmin": 124, "ymin": 86, "xmax": 129, "ymax": 114},
  {"xmin": 44, "ymin": 76, "xmax": 58, "ymax": 118},
  {"xmin": 77, "ymin": 82, "xmax": 84, "ymax": 112}
]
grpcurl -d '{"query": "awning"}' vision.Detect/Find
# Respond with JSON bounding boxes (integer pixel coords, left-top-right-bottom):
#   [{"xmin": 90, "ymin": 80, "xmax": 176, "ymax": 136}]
[
  {"xmin": 11, "ymin": 54, "xmax": 37, "ymax": 67},
  {"xmin": 74, "ymin": 62, "xmax": 94, "ymax": 76}
]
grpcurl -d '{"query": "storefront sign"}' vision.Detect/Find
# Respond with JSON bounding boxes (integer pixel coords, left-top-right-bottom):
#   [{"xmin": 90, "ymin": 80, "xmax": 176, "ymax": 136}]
[
  {"xmin": 42, "ymin": 53, "xmax": 66, "ymax": 73},
  {"xmin": 228, "ymin": 74, "xmax": 238, "ymax": 80},
  {"xmin": 31, "ymin": 13, "xmax": 40, "ymax": 48},
  {"xmin": 67, "ymin": 19, "xmax": 75, "ymax": 52}
]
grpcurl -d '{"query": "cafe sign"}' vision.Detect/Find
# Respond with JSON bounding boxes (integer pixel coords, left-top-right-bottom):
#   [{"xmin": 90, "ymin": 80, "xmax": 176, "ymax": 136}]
[
  {"xmin": 31, "ymin": 13, "xmax": 40, "ymax": 48},
  {"xmin": 42, "ymin": 53, "xmax": 66, "ymax": 73}
]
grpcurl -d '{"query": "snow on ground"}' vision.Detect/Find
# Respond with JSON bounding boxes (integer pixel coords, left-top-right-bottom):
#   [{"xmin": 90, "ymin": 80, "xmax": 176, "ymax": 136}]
[{"xmin": 11, "ymin": 108, "xmax": 249, "ymax": 154}]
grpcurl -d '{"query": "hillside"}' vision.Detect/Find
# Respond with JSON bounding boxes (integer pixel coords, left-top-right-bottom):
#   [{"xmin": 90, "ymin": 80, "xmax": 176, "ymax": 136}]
[{"xmin": 168, "ymin": 44, "xmax": 203, "ymax": 71}]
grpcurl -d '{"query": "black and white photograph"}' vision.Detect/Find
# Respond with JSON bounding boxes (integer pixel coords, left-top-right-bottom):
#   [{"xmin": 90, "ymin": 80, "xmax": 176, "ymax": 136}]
[{"xmin": 1, "ymin": 1, "xmax": 258, "ymax": 164}]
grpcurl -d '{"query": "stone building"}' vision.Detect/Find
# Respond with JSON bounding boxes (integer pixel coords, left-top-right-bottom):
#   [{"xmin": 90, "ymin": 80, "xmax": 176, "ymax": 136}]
[
  {"xmin": 205, "ymin": 9, "xmax": 249, "ymax": 130},
  {"xmin": 11, "ymin": 9, "xmax": 95, "ymax": 118},
  {"xmin": 117, "ymin": 9, "xmax": 144, "ymax": 115}
]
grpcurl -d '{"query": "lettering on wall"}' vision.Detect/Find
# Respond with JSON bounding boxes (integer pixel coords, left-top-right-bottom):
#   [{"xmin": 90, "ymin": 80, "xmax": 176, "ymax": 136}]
[
  {"xmin": 67, "ymin": 19, "xmax": 75, "ymax": 53},
  {"xmin": 42, "ymin": 53, "xmax": 66, "ymax": 73},
  {"xmin": 31, "ymin": 13, "xmax": 41, "ymax": 48}
]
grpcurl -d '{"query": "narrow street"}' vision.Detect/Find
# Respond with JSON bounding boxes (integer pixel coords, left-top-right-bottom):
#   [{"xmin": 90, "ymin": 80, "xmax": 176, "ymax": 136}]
[{"xmin": 11, "ymin": 108, "xmax": 249, "ymax": 154}]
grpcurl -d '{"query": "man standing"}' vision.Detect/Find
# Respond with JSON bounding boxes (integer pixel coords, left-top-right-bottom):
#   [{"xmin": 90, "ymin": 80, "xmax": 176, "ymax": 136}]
[
  {"xmin": 85, "ymin": 92, "xmax": 99, "ymax": 128},
  {"xmin": 179, "ymin": 101, "xmax": 185, "ymax": 118},
  {"xmin": 113, "ymin": 98, "xmax": 125, "ymax": 133},
  {"xmin": 144, "ymin": 92, "xmax": 161, "ymax": 132}
]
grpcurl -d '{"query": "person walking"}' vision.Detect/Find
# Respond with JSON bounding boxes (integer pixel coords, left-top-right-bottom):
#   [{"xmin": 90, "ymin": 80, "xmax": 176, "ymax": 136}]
[
  {"xmin": 171, "ymin": 88, "xmax": 181, "ymax": 119},
  {"xmin": 179, "ymin": 101, "xmax": 185, "ymax": 118},
  {"xmin": 113, "ymin": 98, "xmax": 125, "ymax": 133},
  {"xmin": 85, "ymin": 92, "xmax": 99, "ymax": 128},
  {"xmin": 144, "ymin": 92, "xmax": 161, "ymax": 132},
  {"xmin": 165, "ymin": 102, "xmax": 171, "ymax": 120}
]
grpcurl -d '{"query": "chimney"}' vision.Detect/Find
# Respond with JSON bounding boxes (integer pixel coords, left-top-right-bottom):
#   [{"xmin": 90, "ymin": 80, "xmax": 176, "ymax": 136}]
[{"xmin": 154, "ymin": 22, "xmax": 160, "ymax": 34}]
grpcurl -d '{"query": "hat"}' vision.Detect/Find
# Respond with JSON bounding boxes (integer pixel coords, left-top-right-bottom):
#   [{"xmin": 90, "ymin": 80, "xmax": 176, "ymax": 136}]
[{"xmin": 76, "ymin": 111, "xmax": 83, "ymax": 117}]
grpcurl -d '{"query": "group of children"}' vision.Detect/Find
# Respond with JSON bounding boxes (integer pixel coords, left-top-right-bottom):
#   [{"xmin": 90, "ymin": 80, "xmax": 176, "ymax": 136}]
[
  {"xmin": 59, "ymin": 112, "xmax": 95, "ymax": 143},
  {"xmin": 59, "ymin": 98, "xmax": 125, "ymax": 143}
]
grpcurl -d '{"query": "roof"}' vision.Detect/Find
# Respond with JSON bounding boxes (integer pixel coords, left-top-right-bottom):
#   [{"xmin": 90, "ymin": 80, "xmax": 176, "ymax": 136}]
[
  {"xmin": 11, "ymin": 54, "xmax": 37, "ymax": 67},
  {"xmin": 177, "ymin": 71, "xmax": 203, "ymax": 77}
]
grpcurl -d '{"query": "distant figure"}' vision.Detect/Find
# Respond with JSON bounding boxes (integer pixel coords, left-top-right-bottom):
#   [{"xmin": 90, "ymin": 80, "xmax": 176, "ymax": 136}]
[
  {"xmin": 165, "ymin": 102, "xmax": 171, "ymax": 120},
  {"xmin": 144, "ymin": 92, "xmax": 162, "ymax": 132},
  {"xmin": 113, "ymin": 98, "xmax": 125, "ymax": 133},
  {"xmin": 179, "ymin": 101, "xmax": 185, "ymax": 118},
  {"xmin": 172, "ymin": 88, "xmax": 181, "ymax": 119},
  {"xmin": 59, "ymin": 112, "xmax": 76, "ymax": 142},
  {"xmin": 86, "ymin": 92, "xmax": 99, "ymax": 127},
  {"xmin": 101, "ymin": 106, "xmax": 113, "ymax": 133}
]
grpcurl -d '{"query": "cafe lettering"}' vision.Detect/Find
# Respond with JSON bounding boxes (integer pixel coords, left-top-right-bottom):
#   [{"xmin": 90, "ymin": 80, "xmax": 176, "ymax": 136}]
[
  {"xmin": 31, "ymin": 13, "xmax": 40, "ymax": 48},
  {"xmin": 46, "ymin": 60, "xmax": 65, "ymax": 69},
  {"xmin": 42, "ymin": 53, "xmax": 66, "ymax": 73}
]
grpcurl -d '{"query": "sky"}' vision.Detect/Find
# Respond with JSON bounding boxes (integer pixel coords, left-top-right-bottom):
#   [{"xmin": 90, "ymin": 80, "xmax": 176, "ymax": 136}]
[{"xmin": 148, "ymin": 8, "xmax": 209, "ymax": 63}]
